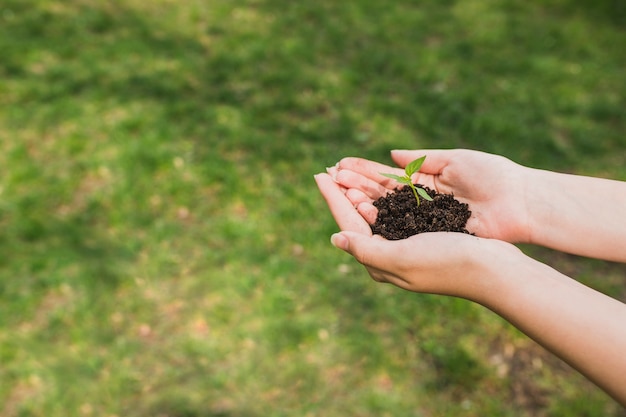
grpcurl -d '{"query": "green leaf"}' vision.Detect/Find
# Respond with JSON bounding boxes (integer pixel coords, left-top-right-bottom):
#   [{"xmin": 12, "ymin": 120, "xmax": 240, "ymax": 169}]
[
  {"xmin": 416, "ymin": 187, "xmax": 433, "ymax": 201},
  {"xmin": 380, "ymin": 173, "xmax": 405, "ymax": 182},
  {"xmin": 405, "ymin": 155, "xmax": 427, "ymax": 177}
]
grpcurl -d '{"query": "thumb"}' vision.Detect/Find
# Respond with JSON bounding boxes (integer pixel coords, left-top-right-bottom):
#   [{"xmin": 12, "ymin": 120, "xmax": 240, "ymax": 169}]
[
  {"xmin": 331, "ymin": 231, "xmax": 412, "ymax": 287},
  {"xmin": 330, "ymin": 231, "xmax": 390, "ymax": 268},
  {"xmin": 330, "ymin": 231, "xmax": 352, "ymax": 252}
]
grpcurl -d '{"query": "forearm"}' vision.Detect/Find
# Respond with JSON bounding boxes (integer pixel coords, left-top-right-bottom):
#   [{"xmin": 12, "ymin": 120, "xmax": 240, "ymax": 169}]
[
  {"xmin": 523, "ymin": 167, "xmax": 626, "ymax": 262},
  {"xmin": 478, "ymin": 253, "xmax": 626, "ymax": 405}
]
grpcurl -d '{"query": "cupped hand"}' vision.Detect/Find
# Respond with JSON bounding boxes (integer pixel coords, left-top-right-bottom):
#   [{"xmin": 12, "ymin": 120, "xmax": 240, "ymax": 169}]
[
  {"xmin": 314, "ymin": 171, "xmax": 522, "ymax": 300},
  {"xmin": 327, "ymin": 149, "xmax": 532, "ymax": 243},
  {"xmin": 315, "ymin": 170, "xmax": 520, "ymax": 303},
  {"xmin": 329, "ymin": 230, "xmax": 522, "ymax": 301}
]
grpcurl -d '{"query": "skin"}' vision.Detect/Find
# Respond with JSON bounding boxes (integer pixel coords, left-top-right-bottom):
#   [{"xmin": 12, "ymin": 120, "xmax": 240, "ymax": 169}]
[{"xmin": 314, "ymin": 149, "xmax": 626, "ymax": 406}]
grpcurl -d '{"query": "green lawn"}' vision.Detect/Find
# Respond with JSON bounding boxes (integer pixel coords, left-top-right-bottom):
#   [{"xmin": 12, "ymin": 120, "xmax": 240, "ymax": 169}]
[{"xmin": 1, "ymin": 0, "xmax": 625, "ymax": 416}]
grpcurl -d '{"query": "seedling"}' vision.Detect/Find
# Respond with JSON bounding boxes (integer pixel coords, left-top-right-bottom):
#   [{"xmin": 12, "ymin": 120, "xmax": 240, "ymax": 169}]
[{"xmin": 380, "ymin": 156, "xmax": 434, "ymax": 207}]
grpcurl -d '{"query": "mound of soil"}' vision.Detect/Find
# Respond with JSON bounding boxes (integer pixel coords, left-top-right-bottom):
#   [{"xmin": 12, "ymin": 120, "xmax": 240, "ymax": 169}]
[{"xmin": 370, "ymin": 185, "xmax": 472, "ymax": 240}]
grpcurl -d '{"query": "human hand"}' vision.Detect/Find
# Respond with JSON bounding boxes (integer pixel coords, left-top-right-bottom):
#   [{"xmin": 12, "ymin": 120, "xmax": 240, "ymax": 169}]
[
  {"xmin": 317, "ymin": 159, "xmax": 626, "ymax": 404},
  {"xmin": 326, "ymin": 149, "xmax": 532, "ymax": 243},
  {"xmin": 314, "ymin": 170, "xmax": 523, "ymax": 300}
]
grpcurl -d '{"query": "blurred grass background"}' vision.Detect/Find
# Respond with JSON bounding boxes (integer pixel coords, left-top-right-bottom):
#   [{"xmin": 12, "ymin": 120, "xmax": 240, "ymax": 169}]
[{"xmin": 1, "ymin": 0, "xmax": 625, "ymax": 416}]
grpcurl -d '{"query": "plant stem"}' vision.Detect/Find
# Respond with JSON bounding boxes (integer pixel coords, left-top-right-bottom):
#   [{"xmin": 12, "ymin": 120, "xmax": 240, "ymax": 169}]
[{"xmin": 410, "ymin": 185, "xmax": 421, "ymax": 207}]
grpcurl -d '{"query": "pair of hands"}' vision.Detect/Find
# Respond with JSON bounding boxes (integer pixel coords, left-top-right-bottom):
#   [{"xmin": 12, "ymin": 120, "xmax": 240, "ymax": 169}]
[
  {"xmin": 317, "ymin": 149, "xmax": 626, "ymax": 405},
  {"xmin": 314, "ymin": 149, "xmax": 532, "ymax": 300}
]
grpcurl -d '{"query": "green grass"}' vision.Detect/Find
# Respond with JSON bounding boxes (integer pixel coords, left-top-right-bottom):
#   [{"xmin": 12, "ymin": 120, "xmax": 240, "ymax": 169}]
[{"xmin": 1, "ymin": 0, "xmax": 625, "ymax": 416}]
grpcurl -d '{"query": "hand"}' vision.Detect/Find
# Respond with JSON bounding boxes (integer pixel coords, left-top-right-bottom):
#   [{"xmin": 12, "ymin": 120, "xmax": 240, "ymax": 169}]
[
  {"xmin": 327, "ymin": 149, "xmax": 532, "ymax": 243},
  {"xmin": 316, "ymin": 156, "xmax": 626, "ymax": 405},
  {"xmin": 314, "ymin": 171, "xmax": 522, "ymax": 300}
]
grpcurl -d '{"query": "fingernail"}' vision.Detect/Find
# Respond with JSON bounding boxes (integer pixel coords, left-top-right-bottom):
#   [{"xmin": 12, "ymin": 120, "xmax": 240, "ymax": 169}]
[
  {"xmin": 330, "ymin": 233, "xmax": 348, "ymax": 251},
  {"xmin": 326, "ymin": 165, "xmax": 338, "ymax": 182}
]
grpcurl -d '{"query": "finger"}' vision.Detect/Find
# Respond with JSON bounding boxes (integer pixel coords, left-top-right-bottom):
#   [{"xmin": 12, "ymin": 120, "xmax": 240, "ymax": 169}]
[
  {"xmin": 330, "ymin": 232, "xmax": 410, "ymax": 288},
  {"xmin": 337, "ymin": 157, "xmax": 405, "ymax": 188},
  {"xmin": 325, "ymin": 164, "xmax": 339, "ymax": 181},
  {"xmin": 314, "ymin": 173, "xmax": 372, "ymax": 235},
  {"xmin": 345, "ymin": 188, "xmax": 372, "ymax": 206},
  {"xmin": 356, "ymin": 202, "xmax": 378, "ymax": 225},
  {"xmin": 391, "ymin": 149, "xmax": 454, "ymax": 174},
  {"xmin": 331, "ymin": 231, "xmax": 396, "ymax": 268},
  {"xmin": 336, "ymin": 169, "xmax": 392, "ymax": 199}
]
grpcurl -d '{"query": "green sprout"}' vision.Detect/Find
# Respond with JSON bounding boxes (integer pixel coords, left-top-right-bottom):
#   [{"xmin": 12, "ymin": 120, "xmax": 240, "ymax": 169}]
[{"xmin": 380, "ymin": 155, "xmax": 434, "ymax": 207}]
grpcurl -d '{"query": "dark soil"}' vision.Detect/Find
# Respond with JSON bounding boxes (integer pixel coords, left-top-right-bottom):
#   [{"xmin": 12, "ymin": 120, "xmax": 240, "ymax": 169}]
[{"xmin": 370, "ymin": 185, "xmax": 472, "ymax": 240}]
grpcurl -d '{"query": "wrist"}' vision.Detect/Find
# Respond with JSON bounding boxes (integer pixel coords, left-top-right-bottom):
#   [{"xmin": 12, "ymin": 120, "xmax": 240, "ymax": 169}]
[
  {"xmin": 463, "ymin": 239, "xmax": 533, "ymax": 307},
  {"xmin": 514, "ymin": 166, "xmax": 548, "ymax": 245}
]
